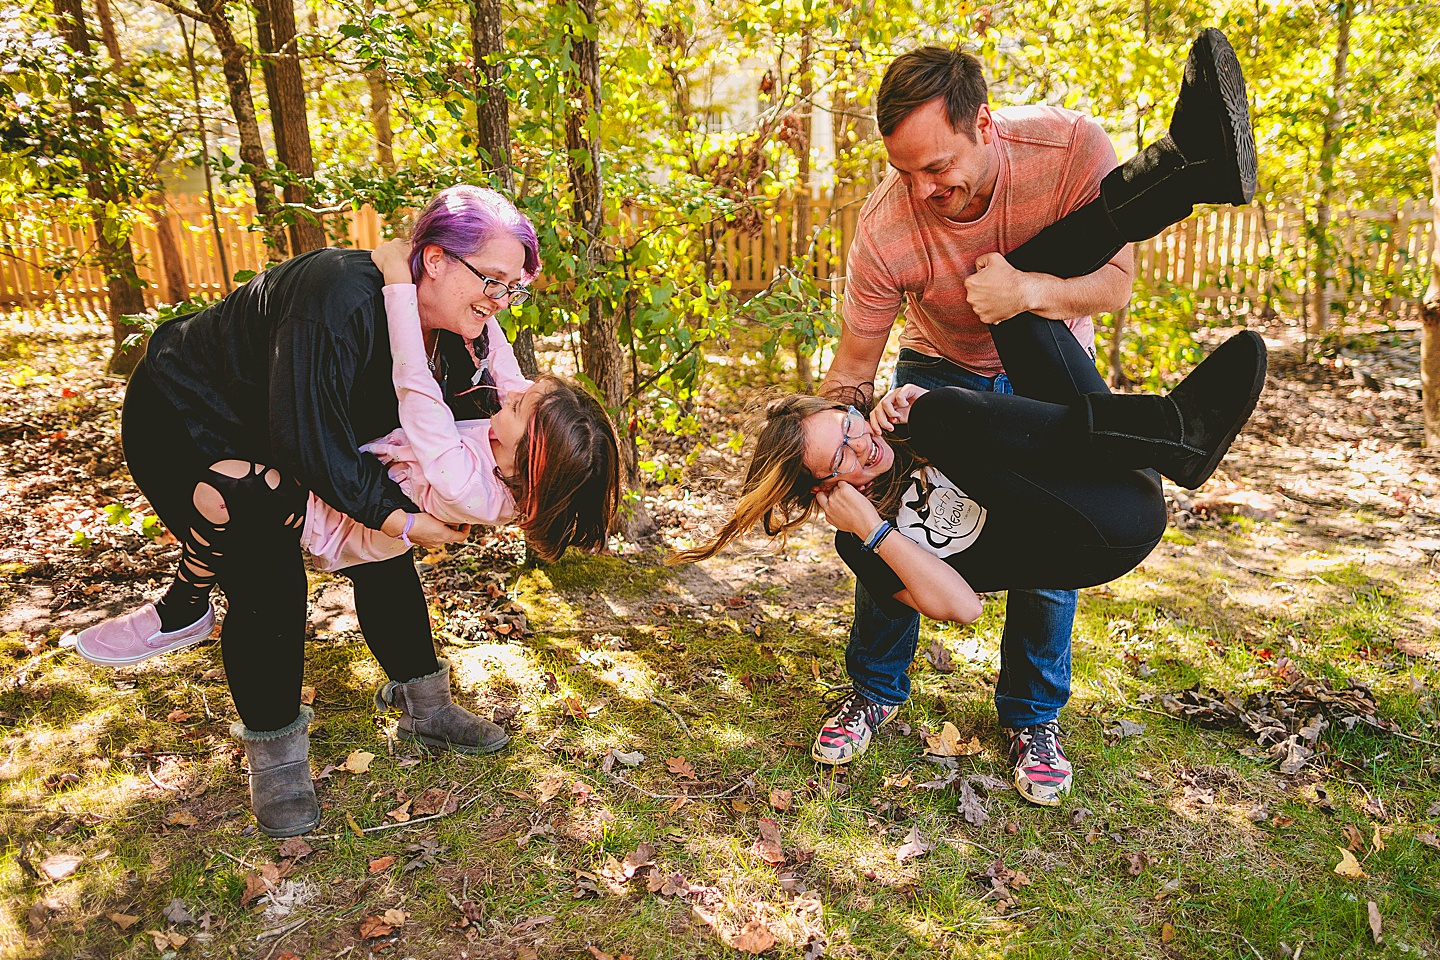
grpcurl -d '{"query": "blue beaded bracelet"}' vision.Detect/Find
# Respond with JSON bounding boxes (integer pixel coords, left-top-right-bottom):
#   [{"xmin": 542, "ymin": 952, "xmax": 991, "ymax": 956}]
[{"xmin": 862, "ymin": 520, "xmax": 894, "ymax": 552}]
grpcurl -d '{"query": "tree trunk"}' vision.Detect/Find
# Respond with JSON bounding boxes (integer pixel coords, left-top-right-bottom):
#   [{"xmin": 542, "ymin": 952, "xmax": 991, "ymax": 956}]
[
  {"xmin": 1108, "ymin": 305, "xmax": 1129, "ymax": 389},
  {"xmin": 471, "ymin": 0, "xmax": 512, "ymax": 182},
  {"xmin": 559, "ymin": 0, "xmax": 651, "ymax": 537},
  {"xmin": 94, "ymin": 0, "xmax": 188, "ymax": 305},
  {"xmin": 1311, "ymin": 0, "xmax": 1352, "ymax": 337},
  {"xmin": 195, "ymin": 0, "xmax": 289, "ymax": 256},
  {"xmin": 470, "ymin": 0, "xmax": 538, "ymax": 377},
  {"xmin": 366, "ymin": 67, "xmax": 394, "ymax": 170},
  {"xmin": 254, "ymin": 0, "xmax": 324, "ymax": 253},
  {"xmin": 792, "ymin": 30, "xmax": 814, "ymax": 390},
  {"xmin": 54, "ymin": 0, "xmax": 148, "ymax": 376},
  {"xmin": 1421, "ymin": 105, "xmax": 1440, "ymax": 449}
]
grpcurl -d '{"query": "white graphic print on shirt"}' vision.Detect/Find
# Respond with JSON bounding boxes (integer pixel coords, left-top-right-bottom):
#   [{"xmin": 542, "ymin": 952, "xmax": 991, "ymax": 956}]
[{"xmin": 895, "ymin": 466, "xmax": 986, "ymax": 558}]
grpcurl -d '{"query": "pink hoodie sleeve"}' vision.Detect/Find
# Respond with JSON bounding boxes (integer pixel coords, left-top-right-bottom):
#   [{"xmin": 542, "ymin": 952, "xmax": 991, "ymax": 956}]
[
  {"xmin": 484, "ymin": 315, "xmax": 533, "ymax": 400},
  {"xmin": 383, "ymin": 284, "xmax": 515, "ymax": 525}
]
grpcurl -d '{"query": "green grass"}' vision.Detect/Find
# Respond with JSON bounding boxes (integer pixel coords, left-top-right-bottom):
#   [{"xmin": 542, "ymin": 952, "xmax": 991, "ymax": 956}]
[{"xmin": 5, "ymin": 523, "xmax": 1440, "ymax": 959}]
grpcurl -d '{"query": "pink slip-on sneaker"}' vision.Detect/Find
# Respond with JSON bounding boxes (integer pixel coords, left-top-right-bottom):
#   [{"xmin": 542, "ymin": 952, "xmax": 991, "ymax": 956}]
[{"xmin": 75, "ymin": 603, "xmax": 216, "ymax": 667}]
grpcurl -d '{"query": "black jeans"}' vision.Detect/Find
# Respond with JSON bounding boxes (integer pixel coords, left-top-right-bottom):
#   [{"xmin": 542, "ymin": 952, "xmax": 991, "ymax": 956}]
[
  {"xmin": 903, "ymin": 314, "xmax": 1168, "ymax": 594},
  {"xmin": 123, "ymin": 360, "xmax": 439, "ymax": 732}
]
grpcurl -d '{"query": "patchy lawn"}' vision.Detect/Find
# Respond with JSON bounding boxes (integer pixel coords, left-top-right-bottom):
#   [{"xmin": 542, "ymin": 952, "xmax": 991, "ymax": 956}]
[{"xmin": 2, "ymin": 312, "xmax": 1439, "ymax": 959}]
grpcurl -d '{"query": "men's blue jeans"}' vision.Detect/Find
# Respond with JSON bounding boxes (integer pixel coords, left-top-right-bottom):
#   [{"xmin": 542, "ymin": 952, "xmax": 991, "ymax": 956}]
[{"xmin": 844, "ymin": 348, "xmax": 1077, "ymax": 728}]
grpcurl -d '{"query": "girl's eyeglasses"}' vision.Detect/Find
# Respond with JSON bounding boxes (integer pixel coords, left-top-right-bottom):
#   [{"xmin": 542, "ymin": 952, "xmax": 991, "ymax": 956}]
[{"xmin": 818, "ymin": 406, "xmax": 867, "ymax": 482}]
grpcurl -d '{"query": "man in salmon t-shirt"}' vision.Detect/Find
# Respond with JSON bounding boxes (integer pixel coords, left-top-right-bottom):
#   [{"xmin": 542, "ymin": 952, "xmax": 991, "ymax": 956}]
[{"xmin": 814, "ymin": 45, "xmax": 1134, "ymax": 807}]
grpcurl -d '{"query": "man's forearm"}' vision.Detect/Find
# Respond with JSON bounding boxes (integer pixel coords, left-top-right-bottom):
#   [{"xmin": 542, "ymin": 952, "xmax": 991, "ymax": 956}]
[
  {"xmin": 819, "ymin": 325, "xmax": 889, "ymax": 395},
  {"xmin": 1024, "ymin": 258, "xmax": 1133, "ymax": 320}
]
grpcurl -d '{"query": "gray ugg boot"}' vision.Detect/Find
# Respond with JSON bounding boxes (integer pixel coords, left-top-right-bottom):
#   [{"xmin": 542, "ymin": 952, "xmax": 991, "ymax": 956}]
[
  {"xmin": 231, "ymin": 706, "xmax": 321, "ymax": 838},
  {"xmin": 375, "ymin": 659, "xmax": 509, "ymax": 754}
]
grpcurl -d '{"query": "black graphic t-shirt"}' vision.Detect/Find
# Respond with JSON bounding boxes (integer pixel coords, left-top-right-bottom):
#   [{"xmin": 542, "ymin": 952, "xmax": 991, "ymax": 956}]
[{"xmin": 835, "ymin": 466, "xmax": 989, "ymax": 619}]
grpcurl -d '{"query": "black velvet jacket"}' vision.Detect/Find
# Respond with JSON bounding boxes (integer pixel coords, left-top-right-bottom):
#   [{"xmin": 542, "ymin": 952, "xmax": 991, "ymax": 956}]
[{"xmin": 142, "ymin": 248, "xmax": 496, "ymax": 530}]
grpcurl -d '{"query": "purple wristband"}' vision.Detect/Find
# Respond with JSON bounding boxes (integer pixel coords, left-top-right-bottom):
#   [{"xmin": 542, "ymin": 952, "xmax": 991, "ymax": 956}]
[{"xmin": 399, "ymin": 513, "xmax": 416, "ymax": 548}]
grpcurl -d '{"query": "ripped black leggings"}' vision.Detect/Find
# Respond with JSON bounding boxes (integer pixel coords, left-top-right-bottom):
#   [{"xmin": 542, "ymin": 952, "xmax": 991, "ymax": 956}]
[{"xmin": 122, "ymin": 359, "xmax": 439, "ymax": 732}]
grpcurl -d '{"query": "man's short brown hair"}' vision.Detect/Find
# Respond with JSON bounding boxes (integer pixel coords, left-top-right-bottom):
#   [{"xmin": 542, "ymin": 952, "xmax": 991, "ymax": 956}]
[{"xmin": 875, "ymin": 46, "xmax": 988, "ymax": 139}]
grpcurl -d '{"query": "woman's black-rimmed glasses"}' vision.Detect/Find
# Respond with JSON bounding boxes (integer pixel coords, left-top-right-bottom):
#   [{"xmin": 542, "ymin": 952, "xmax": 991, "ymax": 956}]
[{"xmin": 447, "ymin": 252, "xmax": 531, "ymax": 305}]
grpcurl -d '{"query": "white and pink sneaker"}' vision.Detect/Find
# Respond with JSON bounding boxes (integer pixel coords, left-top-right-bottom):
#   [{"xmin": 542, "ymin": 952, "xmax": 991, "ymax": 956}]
[{"xmin": 75, "ymin": 603, "xmax": 216, "ymax": 667}]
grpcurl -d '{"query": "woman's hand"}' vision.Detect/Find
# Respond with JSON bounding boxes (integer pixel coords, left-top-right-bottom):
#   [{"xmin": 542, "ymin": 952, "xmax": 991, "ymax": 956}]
[
  {"xmin": 382, "ymin": 509, "xmax": 470, "ymax": 548},
  {"xmin": 408, "ymin": 512, "xmax": 470, "ymax": 548},
  {"xmin": 371, "ymin": 239, "xmax": 415, "ymax": 286},
  {"xmin": 870, "ymin": 384, "xmax": 929, "ymax": 433},
  {"xmin": 814, "ymin": 481, "xmax": 883, "ymax": 539}
]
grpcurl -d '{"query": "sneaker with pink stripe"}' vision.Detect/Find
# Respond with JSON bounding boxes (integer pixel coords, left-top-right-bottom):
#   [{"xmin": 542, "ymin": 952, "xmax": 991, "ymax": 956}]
[{"xmin": 1007, "ymin": 721, "xmax": 1073, "ymax": 806}]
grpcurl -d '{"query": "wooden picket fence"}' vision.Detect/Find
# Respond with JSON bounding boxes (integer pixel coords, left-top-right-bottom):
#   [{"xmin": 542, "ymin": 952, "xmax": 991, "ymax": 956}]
[{"xmin": 0, "ymin": 190, "xmax": 1431, "ymax": 323}]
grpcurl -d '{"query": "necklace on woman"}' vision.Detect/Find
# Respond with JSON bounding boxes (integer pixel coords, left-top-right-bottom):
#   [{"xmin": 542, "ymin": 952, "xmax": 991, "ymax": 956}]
[{"xmin": 425, "ymin": 334, "xmax": 441, "ymax": 375}]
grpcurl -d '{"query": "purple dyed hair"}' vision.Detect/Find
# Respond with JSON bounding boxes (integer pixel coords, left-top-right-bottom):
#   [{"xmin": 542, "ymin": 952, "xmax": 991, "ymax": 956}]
[{"xmin": 408, "ymin": 184, "xmax": 541, "ymax": 285}]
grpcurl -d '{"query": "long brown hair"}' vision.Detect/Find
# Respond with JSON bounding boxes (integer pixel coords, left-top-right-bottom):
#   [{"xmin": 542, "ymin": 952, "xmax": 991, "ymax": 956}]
[
  {"xmin": 670, "ymin": 391, "xmax": 926, "ymax": 565},
  {"xmin": 502, "ymin": 376, "xmax": 621, "ymax": 562}
]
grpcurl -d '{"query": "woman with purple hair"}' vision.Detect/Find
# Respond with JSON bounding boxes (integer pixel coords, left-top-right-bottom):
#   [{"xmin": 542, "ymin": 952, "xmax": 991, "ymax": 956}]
[{"xmin": 69, "ymin": 185, "xmax": 589, "ymax": 837}]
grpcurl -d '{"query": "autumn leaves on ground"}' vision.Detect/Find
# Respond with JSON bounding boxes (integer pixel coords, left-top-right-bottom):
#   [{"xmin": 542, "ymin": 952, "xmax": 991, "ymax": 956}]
[{"xmin": 2, "ymin": 316, "xmax": 1440, "ymax": 959}]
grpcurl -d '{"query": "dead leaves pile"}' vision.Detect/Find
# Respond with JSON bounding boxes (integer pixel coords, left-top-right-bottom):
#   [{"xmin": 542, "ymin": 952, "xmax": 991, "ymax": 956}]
[
  {"xmin": 429, "ymin": 564, "xmax": 533, "ymax": 644},
  {"xmin": 1160, "ymin": 673, "xmax": 1399, "ymax": 774},
  {"xmin": 973, "ymin": 857, "xmax": 1032, "ymax": 914}
]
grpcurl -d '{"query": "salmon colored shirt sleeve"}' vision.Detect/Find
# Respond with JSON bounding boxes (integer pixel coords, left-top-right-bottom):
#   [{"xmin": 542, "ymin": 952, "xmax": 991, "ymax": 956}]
[{"xmin": 381, "ymin": 284, "xmax": 518, "ymax": 525}]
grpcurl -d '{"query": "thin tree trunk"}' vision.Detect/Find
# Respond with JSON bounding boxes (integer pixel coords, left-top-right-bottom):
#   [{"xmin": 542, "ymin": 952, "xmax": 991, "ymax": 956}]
[
  {"xmin": 192, "ymin": 0, "xmax": 289, "ymax": 256},
  {"xmin": 560, "ymin": 0, "xmax": 651, "ymax": 537},
  {"xmin": 471, "ymin": 0, "xmax": 512, "ymax": 181},
  {"xmin": 470, "ymin": 0, "xmax": 538, "ymax": 377},
  {"xmin": 792, "ymin": 29, "xmax": 814, "ymax": 390},
  {"xmin": 254, "ymin": 0, "xmax": 324, "ymax": 252},
  {"xmin": 94, "ymin": 0, "xmax": 188, "ymax": 304},
  {"xmin": 366, "ymin": 67, "xmax": 394, "ymax": 170},
  {"xmin": 1108, "ymin": 305, "xmax": 1129, "ymax": 389},
  {"xmin": 54, "ymin": 0, "xmax": 148, "ymax": 376},
  {"xmin": 1311, "ymin": 0, "xmax": 1352, "ymax": 337},
  {"xmin": 178, "ymin": 12, "xmax": 232, "ymax": 295},
  {"xmin": 1421, "ymin": 105, "xmax": 1440, "ymax": 449}
]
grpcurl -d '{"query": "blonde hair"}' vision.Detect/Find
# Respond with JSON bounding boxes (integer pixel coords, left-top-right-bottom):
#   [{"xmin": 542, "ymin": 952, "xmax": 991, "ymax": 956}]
[{"xmin": 669, "ymin": 392, "xmax": 926, "ymax": 564}]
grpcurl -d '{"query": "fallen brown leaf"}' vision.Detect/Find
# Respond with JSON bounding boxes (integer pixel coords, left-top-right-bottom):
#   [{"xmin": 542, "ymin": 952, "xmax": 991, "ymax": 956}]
[
  {"xmin": 923, "ymin": 639, "xmax": 955, "ymax": 673},
  {"xmin": 751, "ymin": 818, "xmax": 785, "ymax": 865},
  {"xmin": 166, "ymin": 811, "xmax": 199, "ymax": 828},
  {"xmin": 412, "ymin": 787, "xmax": 459, "ymax": 818},
  {"xmin": 1368, "ymin": 901, "xmax": 1383, "ymax": 944},
  {"xmin": 666, "ymin": 756, "xmax": 698, "ymax": 780},
  {"xmin": 1342, "ymin": 824, "xmax": 1365, "ymax": 852},
  {"xmin": 534, "ymin": 776, "xmax": 567, "ymax": 804},
  {"xmin": 386, "ymin": 799, "xmax": 413, "ymax": 823},
  {"xmin": 241, "ymin": 863, "xmax": 280, "ymax": 905},
  {"xmin": 38, "ymin": 853, "xmax": 81, "ymax": 882},
  {"xmin": 299, "ymin": 685, "xmax": 316, "ymax": 705},
  {"xmin": 769, "ymin": 788, "xmax": 793, "ymax": 812},
  {"xmin": 276, "ymin": 838, "xmax": 313, "ymax": 861},
  {"xmin": 922, "ymin": 722, "xmax": 982, "ymax": 758},
  {"xmin": 368, "ymin": 856, "xmax": 396, "ymax": 873},
  {"xmin": 1334, "ymin": 847, "xmax": 1366, "ymax": 879},
  {"xmin": 166, "ymin": 709, "xmax": 192, "ymax": 723},
  {"xmin": 1161, "ymin": 922, "xmax": 1176, "ymax": 943},
  {"xmin": 896, "ymin": 824, "xmax": 933, "ymax": 863},
  {"xmin": 510, "ymin": 914, "xmax": 556, "ymax": 934},
  {"xmin": 106, "ymin": 912, "xmax": 140, "ymax": 930},
  {"xmin": 727, "ymin": 919, "xmax": 777, "ymax": 955},
  {"xmin": 341, "ymin": 750, "xmax": 375, "ymax": 774}
]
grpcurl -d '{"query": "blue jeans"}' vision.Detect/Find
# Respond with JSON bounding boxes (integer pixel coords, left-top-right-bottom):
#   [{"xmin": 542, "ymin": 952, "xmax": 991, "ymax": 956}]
[{"xmin": 844, "ymin": 348, "xmax": 1077, "ymax": 728}]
